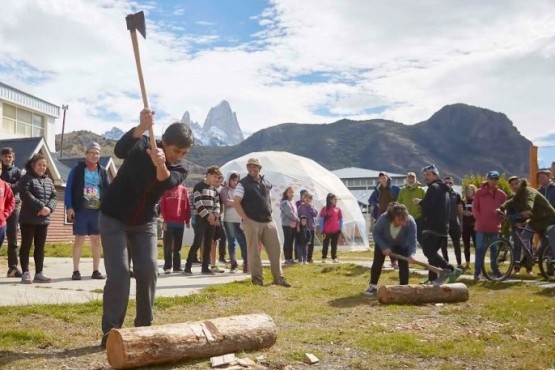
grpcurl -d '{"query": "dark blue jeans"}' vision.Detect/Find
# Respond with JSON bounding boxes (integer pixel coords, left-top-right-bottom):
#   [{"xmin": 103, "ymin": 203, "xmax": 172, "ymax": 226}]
[{"xmin": 224, "ymin": 221, "xmax": 247, "ymax": 264}]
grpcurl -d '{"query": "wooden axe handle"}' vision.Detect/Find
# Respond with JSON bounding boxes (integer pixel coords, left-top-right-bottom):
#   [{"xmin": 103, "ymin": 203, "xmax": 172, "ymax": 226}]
[
  {"xmin": 389, "ymin": 252, "xmax": 443, "ymax": 274},
  {"xmin": 129, "ymin": 30, "xmax": 157, "ymax": 151}
]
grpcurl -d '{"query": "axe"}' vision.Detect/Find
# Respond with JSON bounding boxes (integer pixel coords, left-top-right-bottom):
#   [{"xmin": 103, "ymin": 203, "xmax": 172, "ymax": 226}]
[
  {"xmin": 389, "ymin": 252, "xmax": 443, "ymax": 274},
  {"xmin": 125, "ymin": 10, "xmax": 157, "ymax": 151}
]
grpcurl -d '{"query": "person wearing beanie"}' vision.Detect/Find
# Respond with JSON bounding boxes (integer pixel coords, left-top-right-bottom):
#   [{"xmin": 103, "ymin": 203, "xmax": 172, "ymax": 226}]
[
  {"xmin": 412, "ymin": 164, "xmax": 462, "ymax": 285},
  {"xmin": 65, "ymin": 141, "xmax": 110, "ymax": 281}
]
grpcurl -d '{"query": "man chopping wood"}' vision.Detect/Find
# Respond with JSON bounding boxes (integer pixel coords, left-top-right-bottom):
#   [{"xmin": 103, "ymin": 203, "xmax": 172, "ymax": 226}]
[{"xmin": 99, "ymin": 108, "xmax": 193, "ymax": 348}]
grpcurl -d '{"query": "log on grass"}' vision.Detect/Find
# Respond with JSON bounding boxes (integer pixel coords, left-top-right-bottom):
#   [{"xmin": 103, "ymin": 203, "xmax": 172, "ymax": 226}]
[
  {"xmin": 106, "ymin": 313, "xmax": 277, "ymax": 369},
  {"xmin": 377, "ymin": 283, "xmax": 469, "ymax": 305}
]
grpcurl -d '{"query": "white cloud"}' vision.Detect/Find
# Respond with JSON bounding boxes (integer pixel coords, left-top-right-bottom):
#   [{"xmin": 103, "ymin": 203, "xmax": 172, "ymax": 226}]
[{"xmin": 0, "ymin": 0, "xmax": 554, "ymax": 148}]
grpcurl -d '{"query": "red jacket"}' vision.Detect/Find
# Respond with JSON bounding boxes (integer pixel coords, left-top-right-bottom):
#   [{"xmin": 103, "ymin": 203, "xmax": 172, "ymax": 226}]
[
  {"xmin": 0, "ymin": 179, "xmax": 15, "ymax": 228},
  {"xmin": 473, "ymin": 181, "xmax": 506, "ymax": 233},
  {"xmin": 160, "ymin": 185, "xmax": 191, "ymax": 225}
]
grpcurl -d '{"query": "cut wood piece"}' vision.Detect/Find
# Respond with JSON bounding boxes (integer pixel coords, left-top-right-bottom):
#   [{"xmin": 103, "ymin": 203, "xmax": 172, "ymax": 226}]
[
  {"xmin": 106, "ymin": 314, "xmax": 277, "ymax": 369},
  {"xmin": 305, "ymin": 353, "xmax": 320, "ymax": 364},
  {"xmin": 211, "ymin": 353, "xmax": 236, "ymax": 368},
  {"xmin": 377, "ymin": 283, "xmax": 469, "ymax": 305}
]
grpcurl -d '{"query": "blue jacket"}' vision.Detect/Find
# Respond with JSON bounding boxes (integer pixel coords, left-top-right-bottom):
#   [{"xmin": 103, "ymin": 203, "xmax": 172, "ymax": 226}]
[
  {"xmin": 372, "ymin": 213, "xmax": 417, "ymax": 256},
  {"xmin": 368, "ymin": 178, "xmax": 401, "ymax": 220}
]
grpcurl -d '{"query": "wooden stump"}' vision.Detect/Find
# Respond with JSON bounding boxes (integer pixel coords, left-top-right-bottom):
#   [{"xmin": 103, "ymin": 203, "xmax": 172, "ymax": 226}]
[
  {"xmin": 377, "ymin": 283, "xmax": 469, "ymax": 305},
  {"xmin": 106, "ymin": 313, "xmax": 277, "ymax": 369}
]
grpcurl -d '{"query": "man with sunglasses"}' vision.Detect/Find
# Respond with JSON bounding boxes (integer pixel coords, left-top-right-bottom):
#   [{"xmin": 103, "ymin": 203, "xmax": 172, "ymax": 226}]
[{"xmin": 413, "ymin": 165, "xmax": 462, "ymax": 285}]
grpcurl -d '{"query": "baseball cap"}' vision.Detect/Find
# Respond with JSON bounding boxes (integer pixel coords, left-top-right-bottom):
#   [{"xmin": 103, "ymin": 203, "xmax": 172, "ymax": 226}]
[
  {"xmin": 406, "ymin": 172, "xmax": 416, "ymax": 177},
  {"xmin": 487, "ymin": 170, "xmax": 500, "ymax": 179},
  {"xmin": 378, "ymin": 171, "xmax": 387, "ymax": 177}
]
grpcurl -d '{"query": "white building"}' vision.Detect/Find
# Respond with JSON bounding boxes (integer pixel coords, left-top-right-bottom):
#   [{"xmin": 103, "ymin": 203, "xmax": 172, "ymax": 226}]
[
  {"xmin": 332, "ymin": 167, "xmax": 406, "ymax": 210},
  {"xmin": 0, "ymin": 81, "xmax": 59, "ymax": 149}
]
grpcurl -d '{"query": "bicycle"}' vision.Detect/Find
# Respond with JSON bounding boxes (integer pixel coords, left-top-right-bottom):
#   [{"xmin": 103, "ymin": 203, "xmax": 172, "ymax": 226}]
[{"xmin": 483, "ymin": 225, "xmax": 552, "ymax": 282}]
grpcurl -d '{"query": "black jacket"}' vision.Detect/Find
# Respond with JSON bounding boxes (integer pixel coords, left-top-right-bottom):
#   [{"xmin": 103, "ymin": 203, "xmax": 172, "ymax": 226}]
[
  {"xmin": 1, "ymin": 163, "xmax": 22, "ymax": 204},
  {"xmin": 67, "ymin": 161, "xmax": 109, "ymax": 211},
  {"xmin": 101, "ymin": 130, "xmax": 188, "ymax": 225},
  {"xmin": 419, "ymin": 179, "xmax": 451, "ymax": 236},
  {"xmin": 18, "ymin": 171, "xmax": 57, "ymax": 225}
]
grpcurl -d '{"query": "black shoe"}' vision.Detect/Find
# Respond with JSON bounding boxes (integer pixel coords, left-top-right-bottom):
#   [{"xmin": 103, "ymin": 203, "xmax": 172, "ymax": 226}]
[
  {"xmin": 7, "ymin": 267, "xmax": 23, "ymax": 278},
  {"xmin": 100, "ymin": 332, "xmax": 109, "ymax": 349},
  {"xmin": 192, "ymin": 259, "xmax": 202, "ymax": 265},
  {"xmin": 173, "ymin": 267, "xmax": 183, "ymax": 272},
  {"xmin": 72, "ymin": 271, "xmax": 82, "ymax": 280},
  {"xmin": 252, "ymin": 277, "xmax": 264, "ymax": 286},
  {"xmin": 218, "ymin": 258, "xmax": 228, "ymax": 264},
  {"xmin": 91, "ymin": 270, "xmax": 105, "ymax": 279},
  {"xmin": 183, "ymin": 269, "xmax": 193, "ymax": 275},
  {"xmin": 274, "ymin": 277, "xmax": 291, "ymax": 287},
  {"xmin": 201, "ymin": 270, "xmax": 215, "ymax": 275}
]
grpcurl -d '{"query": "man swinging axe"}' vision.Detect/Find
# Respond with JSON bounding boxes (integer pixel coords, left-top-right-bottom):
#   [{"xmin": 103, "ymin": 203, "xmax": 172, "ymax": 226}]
[{"xmin": 99, "ymin": 10, "xmax": 194, "ymax": 348}]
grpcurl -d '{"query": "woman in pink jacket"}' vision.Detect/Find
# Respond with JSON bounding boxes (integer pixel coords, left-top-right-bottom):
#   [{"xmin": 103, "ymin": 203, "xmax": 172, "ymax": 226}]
[
  {"xmin": 472, "ymin": 171, "xmax": 506, "ymax": 281},
  {"xmin": 319, "ymin": 193, "xmax": 343, "ymax": 263}
]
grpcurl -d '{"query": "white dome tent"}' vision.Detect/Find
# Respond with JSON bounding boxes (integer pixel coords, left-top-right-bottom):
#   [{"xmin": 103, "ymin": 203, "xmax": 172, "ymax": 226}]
[{"xmin": 219, "ymin": 151, "xmax": 369, "ymax": 251}]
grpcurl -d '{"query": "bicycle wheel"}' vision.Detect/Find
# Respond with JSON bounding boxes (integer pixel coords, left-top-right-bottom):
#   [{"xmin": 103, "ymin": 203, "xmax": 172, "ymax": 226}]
[
  {"xmin": 538, "ymin": 244, "xmax": 555, "ymax": 281},
  {"xmin": 483, "ymin": 238, "xmax": 513, "ymax": 281}
]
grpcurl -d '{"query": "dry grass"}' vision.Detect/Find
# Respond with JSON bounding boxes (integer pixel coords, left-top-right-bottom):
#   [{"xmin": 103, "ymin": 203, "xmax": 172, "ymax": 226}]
[{"xmin": 1, "ymin": 261, "xmax": 554, "ymax": 369}]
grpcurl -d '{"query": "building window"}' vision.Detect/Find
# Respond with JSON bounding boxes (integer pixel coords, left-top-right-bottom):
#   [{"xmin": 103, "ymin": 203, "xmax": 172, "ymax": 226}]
[{"xmin": 1, "ymin": 103, "xmax": 45, "ymax": 138}]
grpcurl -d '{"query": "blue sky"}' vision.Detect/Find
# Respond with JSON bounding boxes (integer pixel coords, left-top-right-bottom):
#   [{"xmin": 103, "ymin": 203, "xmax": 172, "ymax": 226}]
[{"xmin": 0, "ymin": 0, "xmax": 554, "ymax": 163}]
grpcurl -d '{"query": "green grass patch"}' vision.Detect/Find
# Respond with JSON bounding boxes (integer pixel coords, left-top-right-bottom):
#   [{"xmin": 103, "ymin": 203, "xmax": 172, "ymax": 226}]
[{"xmin": 1, "ymin": 263, "xmax": 555, "ymax": 369}]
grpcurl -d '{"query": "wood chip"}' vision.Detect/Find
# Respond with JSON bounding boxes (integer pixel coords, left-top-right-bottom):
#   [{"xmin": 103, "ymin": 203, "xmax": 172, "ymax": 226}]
[
  {"xmin": 305, "ymin": 353, "xmax": 320, "ymax": 364},
  {"xmin": 211, "ymin": 353, "xmax": 236, "ymax": 368},
  {"xmin": 237, "ymin": 358, "xmax": 257, "ymax": 367}
]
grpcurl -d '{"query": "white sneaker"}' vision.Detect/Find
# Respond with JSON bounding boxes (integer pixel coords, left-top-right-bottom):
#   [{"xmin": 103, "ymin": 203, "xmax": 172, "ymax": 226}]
[
  {"xmin": 33, "ymin": 272, "xmax": 52, "ymax": 283},
  {"xmin": 163, "ymin": 268, "xmax": 171, "ymax": 274},
  {"xmin": 332, "ymin": 259, "xmax": 340, "ymax": 264},
  {"xmin": 21, "ymin": 271, "xmax": 32, "ymax": 284}
]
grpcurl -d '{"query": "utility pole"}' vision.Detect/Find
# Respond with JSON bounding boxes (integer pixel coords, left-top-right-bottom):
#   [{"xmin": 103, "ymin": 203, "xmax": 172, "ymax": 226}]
[{"xmin": 60, "ymin": 105, "xmax": 68, "ymax": 158}]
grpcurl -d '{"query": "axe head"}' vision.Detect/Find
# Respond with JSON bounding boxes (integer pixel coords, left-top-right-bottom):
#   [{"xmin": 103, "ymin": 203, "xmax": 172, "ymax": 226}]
[{"xmin": 126, "ymin": 11, "xmax": 146, "ymax": 38}]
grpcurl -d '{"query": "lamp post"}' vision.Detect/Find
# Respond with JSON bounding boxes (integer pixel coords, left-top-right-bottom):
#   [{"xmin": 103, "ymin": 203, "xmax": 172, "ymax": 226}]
[{"xmin": 60, "ymin": 105, "xmax": 68, "ymax": 158}]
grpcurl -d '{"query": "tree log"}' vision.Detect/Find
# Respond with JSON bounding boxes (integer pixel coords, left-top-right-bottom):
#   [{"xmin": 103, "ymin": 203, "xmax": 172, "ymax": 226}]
[
  {"xmin": 106, "ymin": 313, "xmax": 277, "ymax": 369},
  {"xmin": 377, "ymin": 283, "xmax": 469, "ymax": 305}
]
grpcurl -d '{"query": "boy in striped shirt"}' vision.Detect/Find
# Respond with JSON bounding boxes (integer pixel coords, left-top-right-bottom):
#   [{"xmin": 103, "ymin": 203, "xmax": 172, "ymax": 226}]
[{"xmin": 184, "ymin": 166, "xmax": 222, "ymax": 275}]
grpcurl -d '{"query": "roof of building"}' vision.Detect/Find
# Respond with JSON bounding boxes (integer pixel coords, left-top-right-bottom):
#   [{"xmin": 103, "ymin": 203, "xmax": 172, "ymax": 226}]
[
  {"xmin": 0, "ymin": 138, "xmax": 117, "ymax": 184},
  {"xmin": 0, "ymin": 137, "xmax": 44, "ymax": 169},
  {"xmin": 332, "ymin": 167, "xmax": 406, "ymax": 179},
  {"xmin": 0, "ymin": 81, "xmax": 60, "ymax": 117}
]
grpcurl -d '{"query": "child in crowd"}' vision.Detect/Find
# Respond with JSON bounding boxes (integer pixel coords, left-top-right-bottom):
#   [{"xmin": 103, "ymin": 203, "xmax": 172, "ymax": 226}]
[
  {"xmin": 319, "ymin": 193, "xmax": 343, "ymax": 263},
  {"xmin": 296, "ymin": 216, "xmax": 311, "ymax": 264},
  {"xmin": 297, "ymin": 193, "xmax": 318, "ymax": 263}
]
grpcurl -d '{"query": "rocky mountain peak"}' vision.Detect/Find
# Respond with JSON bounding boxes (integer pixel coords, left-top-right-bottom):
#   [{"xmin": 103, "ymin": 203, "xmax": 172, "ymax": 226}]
[{"xmin": 181, "ymin": 100, "xmax": 244, "ymax": 146}]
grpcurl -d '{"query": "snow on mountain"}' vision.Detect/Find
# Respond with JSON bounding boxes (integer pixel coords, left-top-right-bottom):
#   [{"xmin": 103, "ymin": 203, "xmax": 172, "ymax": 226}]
[
  {"xmin": 102, "ymin": 127, "xmax": 125, "ymax": 141},
  {"xmin": 180, "ymin": 100, "xmax": 245, "ymax": 146}
]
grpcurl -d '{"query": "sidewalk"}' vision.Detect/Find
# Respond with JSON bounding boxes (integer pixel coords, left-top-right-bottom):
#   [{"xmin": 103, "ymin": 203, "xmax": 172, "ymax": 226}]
[
  {"xmin": 0, "ymin": 257, "xmax": 251, "ymax": 306},
  {"xmin": 1, "ymin": 249, "xmax": 553, "ymax": 306}
]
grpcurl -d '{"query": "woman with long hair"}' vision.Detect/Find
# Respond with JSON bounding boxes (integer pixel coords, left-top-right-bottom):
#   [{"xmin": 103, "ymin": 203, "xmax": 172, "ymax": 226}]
[
  {"xmin": 319, "ymin": 193, "xmax": 343, "ymax": 263},
  {"xmin": 461, "ymin": 184, "xmax": 477, "ymax": 271},
  {"xmin": 364, "ymin": 202, "xmax": 417, "ymax": 296},
  {"xmin": 220, "ymin": 172, "xmax": 248, "ymax": 273},
  {"xmin": 18, "ymin": 153, "xmax": 57, "ymax": 284},
  {"xmin": 280, "ymin": 186, "xmax": 299, "ymax": 264}
]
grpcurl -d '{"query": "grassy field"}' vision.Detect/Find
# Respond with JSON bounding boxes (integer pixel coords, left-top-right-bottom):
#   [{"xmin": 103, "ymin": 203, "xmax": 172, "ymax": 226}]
[{"xmin": 0, "ymin": 259, "xmax": 554, "ymax": 369}]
